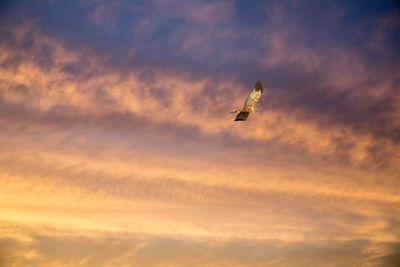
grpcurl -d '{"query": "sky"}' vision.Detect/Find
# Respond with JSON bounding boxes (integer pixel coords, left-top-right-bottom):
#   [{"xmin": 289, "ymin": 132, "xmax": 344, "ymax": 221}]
[{"xmin": 0, "ymin": 0, "xmax": 399, "ymax": 266}]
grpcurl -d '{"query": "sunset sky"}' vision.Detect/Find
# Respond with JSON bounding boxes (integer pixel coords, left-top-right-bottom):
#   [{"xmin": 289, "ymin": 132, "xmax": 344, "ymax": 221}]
[{"xmin": 0, "ymin": 0, "xmax": 399, "ymax": 266}]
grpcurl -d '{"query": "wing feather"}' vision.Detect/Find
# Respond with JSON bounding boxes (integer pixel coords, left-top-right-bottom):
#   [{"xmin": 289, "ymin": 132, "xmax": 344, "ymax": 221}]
[
  {"xmin": 243, "ymin": 81, "xmax": 263, "ymax": 110},
  {"xmin": 244, "ymin": 89, "xmax": 262, "ymax": 109}
]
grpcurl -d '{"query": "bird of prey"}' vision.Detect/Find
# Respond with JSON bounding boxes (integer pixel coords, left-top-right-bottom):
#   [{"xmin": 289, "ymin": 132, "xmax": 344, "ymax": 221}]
[{"xmin": 231, "ymin": 81, "xmax": 263, "ymax": 121}]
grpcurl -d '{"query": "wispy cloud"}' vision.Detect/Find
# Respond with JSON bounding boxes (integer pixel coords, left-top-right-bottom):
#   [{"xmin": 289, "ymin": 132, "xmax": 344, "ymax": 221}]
[
  {"xmin": 0, "ymin": 0, "xmax": 399, "ymax": 266},
  {"xmin": 1, "ymin": 222, "xmax": 400, "ymax": 267}
]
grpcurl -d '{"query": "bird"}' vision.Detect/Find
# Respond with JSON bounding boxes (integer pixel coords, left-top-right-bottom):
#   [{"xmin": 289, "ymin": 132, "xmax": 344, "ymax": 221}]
[{"xmin": 231, "ymin": 81, "xmax": 263, "ymax": 121}]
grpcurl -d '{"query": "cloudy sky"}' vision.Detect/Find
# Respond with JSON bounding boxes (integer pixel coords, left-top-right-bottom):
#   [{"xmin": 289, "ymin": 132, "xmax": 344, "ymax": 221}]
[{"xmin": 0, "ymin": 0, "xmax": 399, "ymax": 266}]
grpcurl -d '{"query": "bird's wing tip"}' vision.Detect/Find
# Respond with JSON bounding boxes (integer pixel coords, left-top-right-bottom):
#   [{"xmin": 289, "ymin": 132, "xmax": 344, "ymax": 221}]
[{"xmin": 255, "ymin": 81, "xmax": 263, "ymax": 92}]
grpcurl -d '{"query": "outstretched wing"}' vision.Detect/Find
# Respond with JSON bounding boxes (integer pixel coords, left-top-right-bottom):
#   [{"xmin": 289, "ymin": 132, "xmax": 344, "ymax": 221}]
[
  {"xmin": 235, "ymin": 112, "xmax": 249, "ymax": 121},
  {"xmin": 243, "ymin": 81, "xmax": 263, "ymax": 110}
]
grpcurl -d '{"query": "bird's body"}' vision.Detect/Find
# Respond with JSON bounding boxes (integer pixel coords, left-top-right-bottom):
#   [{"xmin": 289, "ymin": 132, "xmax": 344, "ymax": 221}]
[{"xmin": 231, "ymin": 81, "xmax": 263, "ymax": 121}]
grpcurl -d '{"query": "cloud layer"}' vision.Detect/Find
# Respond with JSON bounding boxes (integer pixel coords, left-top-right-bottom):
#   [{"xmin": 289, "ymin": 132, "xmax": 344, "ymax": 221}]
[{"xmin": 1, "ymin": 0, "xmax": 399, "ymax": 266}]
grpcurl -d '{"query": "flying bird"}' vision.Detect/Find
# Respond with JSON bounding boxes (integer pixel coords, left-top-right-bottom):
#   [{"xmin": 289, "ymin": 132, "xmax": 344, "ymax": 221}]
[{"xmin": 231, "ymin": 81, "xmax": 263, "ymax": 121}]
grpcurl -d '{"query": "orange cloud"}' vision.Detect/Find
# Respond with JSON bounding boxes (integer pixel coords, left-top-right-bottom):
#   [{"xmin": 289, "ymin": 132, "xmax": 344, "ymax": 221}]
[{"xmin": 1, "ymin": 12, "xmax": 399, "ymax": 266}]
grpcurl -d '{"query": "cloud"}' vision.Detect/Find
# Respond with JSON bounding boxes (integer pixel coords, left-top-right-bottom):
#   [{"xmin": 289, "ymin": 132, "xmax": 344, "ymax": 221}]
[
  {"xmin": 1, "ymin": 222, "xmax": 399, "ymax": 267},
  {"xmin": 1, "ymin": 1, "xmax": 399, "ymax": 266},
  {"xmin": 2, "ymin": 19, "xmax": 399, "ymax": 168}
]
